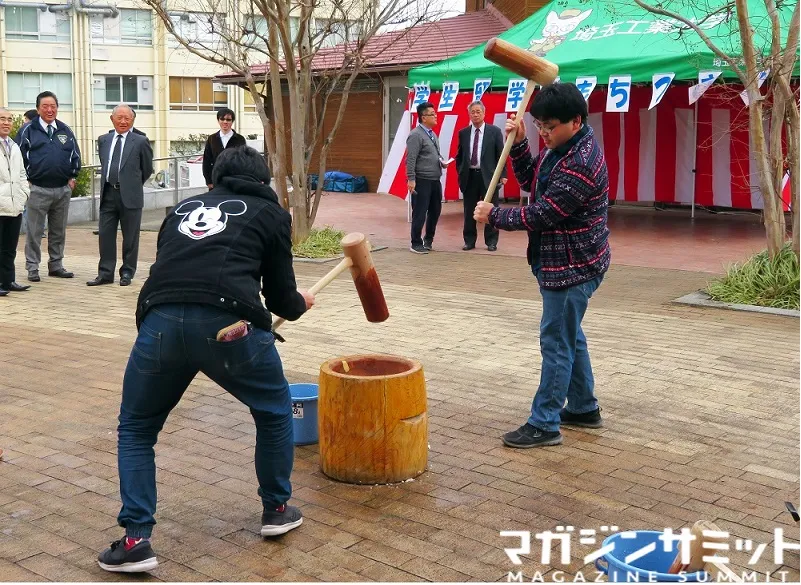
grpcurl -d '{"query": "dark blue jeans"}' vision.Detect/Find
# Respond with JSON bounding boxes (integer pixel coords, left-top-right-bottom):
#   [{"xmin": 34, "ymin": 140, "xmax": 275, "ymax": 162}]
[
  {"xmin": 116, "ymin": 303, "xmax": 294, "ymax": 538},
  {"xmin": 529, "ymin": 270, "xmax": 604, "ymax": 432}
]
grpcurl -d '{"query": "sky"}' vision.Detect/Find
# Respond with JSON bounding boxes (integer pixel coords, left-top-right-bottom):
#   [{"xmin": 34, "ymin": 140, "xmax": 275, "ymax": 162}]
[{"xmin": 441, "ymin": 0, "xmax": 466, "ymax": 17}]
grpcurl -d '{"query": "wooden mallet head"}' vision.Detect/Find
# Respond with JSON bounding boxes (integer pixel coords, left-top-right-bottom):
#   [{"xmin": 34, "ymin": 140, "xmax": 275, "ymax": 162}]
[
  {"xmin": 341, "ymin": 232, "xmax": 389, "ymax": 323},
  {"xmin": 484, "ymin": 38, "xmax": 559, "ymax": 85}
]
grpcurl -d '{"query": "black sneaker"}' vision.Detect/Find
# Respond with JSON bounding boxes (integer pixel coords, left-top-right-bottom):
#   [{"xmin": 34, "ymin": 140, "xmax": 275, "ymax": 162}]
[
  {"xmin": 97, "ymin": 537, "xmax": 158, "ymax": 573},
  {"xmin": 560, "ymin": 407, "xmax": 603, "ymax": 428},
  {"xmin": 423, "ymin": 240, "xmax": 433, "ymax": 251},
  {"xmin": 261, "ymin": 504, "xmax": 303, "ymax": 537},
  {"xmin": 502, "ymin": 423, "xmax": 562, "ymax": 448},
  {"xmin": 409, "ymin": 245, "xmax": 428, "ymax": 254}
]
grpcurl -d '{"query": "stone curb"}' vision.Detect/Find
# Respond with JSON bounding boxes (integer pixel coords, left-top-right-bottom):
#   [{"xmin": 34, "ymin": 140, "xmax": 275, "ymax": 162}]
[
  {"xmin": 294, "ymin": 246, "xmax": 388, "ymax": 264},
  {"xmin": 673, "ymin": 291, "xmax": 800, "ymax": 318}
]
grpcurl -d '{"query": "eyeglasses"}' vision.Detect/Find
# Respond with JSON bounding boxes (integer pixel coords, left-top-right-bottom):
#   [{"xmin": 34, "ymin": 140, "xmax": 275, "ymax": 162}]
[
  {"xmin": 220, "ymin": 118, "xmax": 233, "ymax": 122},
  {"xmin": 421, "ymin": 113, "xmax": 436, "ymax": 118},
  {"xmin": 533, "ymin": 120, "xmax": 567, "ymax": 135}
]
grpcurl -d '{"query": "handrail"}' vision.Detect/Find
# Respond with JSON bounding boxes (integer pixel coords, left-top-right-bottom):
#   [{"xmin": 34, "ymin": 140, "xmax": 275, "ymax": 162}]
[{"xmin": 85, "ymin": 153, "xmax": 206, "ymax": 221}]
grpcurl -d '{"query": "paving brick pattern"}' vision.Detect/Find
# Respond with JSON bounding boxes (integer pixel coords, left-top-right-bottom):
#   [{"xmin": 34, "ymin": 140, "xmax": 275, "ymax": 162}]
[{"xmin": 0, "ymin": 229, "xmax": 798, "ymax": 582}]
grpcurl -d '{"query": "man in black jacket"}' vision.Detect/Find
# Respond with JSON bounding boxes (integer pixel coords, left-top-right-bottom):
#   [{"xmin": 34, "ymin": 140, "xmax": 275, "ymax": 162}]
[
  {"xmin": 202, "ymin": 107, "xmax": 247, "ymax": 189},
  {"xmin": 17, "ymin": 91, "xmax": 81, "ymax": 281},
  {"xmin": 97, "ymin": 147, "xmax": 314, "ymax": 573}
]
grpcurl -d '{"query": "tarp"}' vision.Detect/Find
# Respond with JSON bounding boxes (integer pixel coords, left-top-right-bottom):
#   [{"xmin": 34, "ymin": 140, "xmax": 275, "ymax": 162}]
[{"xmin": 409, "ymin": 0, "xmax": 799, "ymax": 89}]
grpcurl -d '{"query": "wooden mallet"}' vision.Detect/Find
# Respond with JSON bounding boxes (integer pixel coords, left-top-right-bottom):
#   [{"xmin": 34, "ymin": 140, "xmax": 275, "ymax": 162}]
[
  {"xmin": 481, "ymin": 38, "xmax": 559, "ymax": 203},
  {"xmin": 272, "ymin": 232, "xmax": 389, "ymax": 331}
]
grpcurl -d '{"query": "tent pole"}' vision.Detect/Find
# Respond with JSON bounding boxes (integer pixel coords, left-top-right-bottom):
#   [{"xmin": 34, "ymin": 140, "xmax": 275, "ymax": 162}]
[{"xmin": 690, "ymin": 100, "xmax": 699, "ymax": 220}]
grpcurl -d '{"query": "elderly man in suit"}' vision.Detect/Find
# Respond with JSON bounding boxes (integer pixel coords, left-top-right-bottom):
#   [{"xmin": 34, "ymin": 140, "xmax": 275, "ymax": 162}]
[
  {"xmin": 87, "ymin": 104, "xmax": 153, "ymax": 287},
  {"xmin": 455, "ymin": 100, "xmax": 507, "ymax": 252}
]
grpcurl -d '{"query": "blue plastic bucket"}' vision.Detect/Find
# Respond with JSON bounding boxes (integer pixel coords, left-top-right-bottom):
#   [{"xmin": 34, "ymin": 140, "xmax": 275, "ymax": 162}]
[
  {"xmin": 288, "ymin": 383, "xmax": 319, "ymax": 445},
  {"xmin": 595, "ymin": 531, "xmax": 706, "ymax": 582}
]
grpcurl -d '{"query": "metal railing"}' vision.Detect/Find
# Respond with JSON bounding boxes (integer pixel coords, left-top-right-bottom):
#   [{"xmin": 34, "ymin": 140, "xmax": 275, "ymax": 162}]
[{"xmin": 85, "ymin": 153, "xmax": 204, "ymax": 222}]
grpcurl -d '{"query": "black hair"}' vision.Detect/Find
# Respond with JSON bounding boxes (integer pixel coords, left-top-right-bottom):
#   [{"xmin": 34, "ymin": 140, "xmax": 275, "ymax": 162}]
[
  {"xmin": 23, "ymin": 109, "xmax": 38, "ymax": 121},
  {"xmin": 216, "ymin": 107, "xmax": 235, "ymax": 122},
  {"xmin": 416, "ymin": 101, "xmax": 434, "ymax": 118},
  {"xmin": 212, "ymin": 146, "xmax": 270, "ymax": 186},
  {"xmin": 36, "ymin": 91, "xmax": 59, "ymax": 108},
  {"xmin": 530, "ymin": 83, "xmax": 587, "ymax": 124}
]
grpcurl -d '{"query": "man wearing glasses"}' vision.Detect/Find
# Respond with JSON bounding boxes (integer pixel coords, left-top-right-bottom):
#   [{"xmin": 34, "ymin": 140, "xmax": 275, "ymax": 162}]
[
  {"xmin": 405, "ymin": 101, "xmax": 449, "ymax": 254},
  {"xmin": 202, "ymin": 108, "xmax": 246, "ymax": 189},
  {"xmin": 474, "ymin": 83, "xmax": 611, "ymax": 449}
]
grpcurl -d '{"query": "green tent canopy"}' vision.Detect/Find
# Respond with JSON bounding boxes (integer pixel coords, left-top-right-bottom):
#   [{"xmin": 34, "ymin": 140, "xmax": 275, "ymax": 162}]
[{"xmin": 408, "ymin": 0, "xmax": 799, "ymax": 89}]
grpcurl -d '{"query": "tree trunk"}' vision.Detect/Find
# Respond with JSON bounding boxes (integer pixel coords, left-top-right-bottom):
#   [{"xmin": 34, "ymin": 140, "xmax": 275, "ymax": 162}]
[{"xmin": 736, "ymin": 0, "xmax": 784, "ymax": 256}]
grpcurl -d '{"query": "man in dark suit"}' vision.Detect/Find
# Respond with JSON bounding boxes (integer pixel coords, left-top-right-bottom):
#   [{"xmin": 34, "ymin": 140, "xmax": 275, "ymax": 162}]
[
  {"xmin": 203, "ymin": 108, "xmax": 246, "ymax": 189},
  {"xmin": 87, "ymin": 104, "xmax": 153, "ymax": 287},
  {"xmin": 455, "ymin": 100, "xmax": 507, "ymax": 251}
]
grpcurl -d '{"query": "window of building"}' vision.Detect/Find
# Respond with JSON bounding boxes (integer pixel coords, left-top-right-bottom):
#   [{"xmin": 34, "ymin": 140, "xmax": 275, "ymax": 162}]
[
  {"xmin": 120, "ymin": 9, "xmax": 152, "ymax": 45},
  {"xmin": 169, "ymin": 77, "xmax": 228, "ymax": 111},
  {"xmin": 6, "ymin": 72, "xmax": 73, "ymax": 109},
  {"xmin": 243, "ymin": 88, "xmax": 265, "ymax": 112},
  {"xmin": 90, "ymin": 9, "xmax": 152, "ymax": 45},
  {"xmin": 243, "ymin": 14, "xmax": 268, "ymax": 47},
  {"xmin": 168, "ymin": 13, "xmax": 221, "ymax": 48},
  {"xmin": 5, "ymin": 7, "xmax": 70, "ymax": 43},
  {"xmin": 93, "ymin": 75, "xmax": 154, "ymax": 110},
  {"xmin": 314, "ymin": 18, "xmax": 360, "ymax": 48}
]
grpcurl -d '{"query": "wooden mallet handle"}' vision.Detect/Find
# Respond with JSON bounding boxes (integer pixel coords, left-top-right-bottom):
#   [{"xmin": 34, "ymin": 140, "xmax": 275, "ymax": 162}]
[
  {"xmin": 271, "ymin": 257, "xmax": 352, "ymax": 331},
  {"xmin": 272, "ymin": 232, "xmax": 389, "ymax": 331},
  {"xmin": 481, "ymin": 38, "xmax": 559, "ymax": 203}
]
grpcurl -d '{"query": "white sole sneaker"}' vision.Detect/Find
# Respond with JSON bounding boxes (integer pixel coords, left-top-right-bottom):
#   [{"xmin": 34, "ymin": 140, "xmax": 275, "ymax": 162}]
[
  {"xmin": 261, "ymin": 517, "xmax": 303, "ymax": 537},
  {"xmin": 98, "ymin": 557, "xmax": 159, "ymax": 573}
]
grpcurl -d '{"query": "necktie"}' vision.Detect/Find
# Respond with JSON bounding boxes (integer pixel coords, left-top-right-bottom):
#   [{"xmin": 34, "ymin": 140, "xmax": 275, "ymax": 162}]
[
  {"xmin": 470, "ymin": 127, "xmax": 480, "ymax": 167},
  {"xmin": 108, "ymin": 134, "xmax": 123, "ymax": 186},
  {"xmin": 2, "ymin": 139, "xmax": 9, "ymax": 157},
  {"xmin": 47, "ymin": 125, "xmax": 53, "ymax": 139}
]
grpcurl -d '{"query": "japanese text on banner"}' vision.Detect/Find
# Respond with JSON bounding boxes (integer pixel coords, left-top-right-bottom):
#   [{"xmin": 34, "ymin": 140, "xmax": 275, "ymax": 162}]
[
  {"xmin": 575, "ymin": 76, "xmax": 597, "ymax": 101},
  {"xmin": 649, "ymin": 73, "xmax": 674, "ymax": 110},
  {"xmin": 506, "ymin": 79, "xmax": 528, "ymax": 113},
  {"xmin": 606, "ymin": 75, "xmax": 631, "ymax": 112},
  {"xmin": 439, "ymin": 82, "xmax": 459, "ymax": 112},
  {"xmin": 412, "ymin": 84, "xmax": 431, "ymax": 109},
  {"xmin": 473, "ymin": 79, "xmax": 491, "ymax": 102}
]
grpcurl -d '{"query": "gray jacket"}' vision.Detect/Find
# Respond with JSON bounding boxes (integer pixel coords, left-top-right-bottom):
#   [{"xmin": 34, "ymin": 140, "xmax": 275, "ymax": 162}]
[
  {"xmin": 98, "ymin": 130, "xmax": 154, "ymax": 209},
  {"xmin": 406, "ymin": 125, "xmax": 443, "ymax": 181}
]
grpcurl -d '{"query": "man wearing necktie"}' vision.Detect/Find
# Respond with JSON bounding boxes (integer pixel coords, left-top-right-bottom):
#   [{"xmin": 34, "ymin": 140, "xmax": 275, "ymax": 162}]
[
  {"xmin": 87, "ymin": 104, "xmax": 153, "ymax": 287},
  {"xmin": 17, "ymin": 91, "xmax": 81, "ymax": 282},
  {"xmin": 455, "ymin": 100, "xmax": 506, "ymax": 252}
]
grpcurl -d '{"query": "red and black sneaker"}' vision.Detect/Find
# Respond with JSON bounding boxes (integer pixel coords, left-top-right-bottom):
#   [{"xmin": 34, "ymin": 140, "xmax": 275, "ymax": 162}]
[
  {"xmin": 261, "ymin": 504, "xmax": 303, "ymax": 537},
  {"xmin": 97, "ymin": 536, "xmax": 158, "ymax": 573}
]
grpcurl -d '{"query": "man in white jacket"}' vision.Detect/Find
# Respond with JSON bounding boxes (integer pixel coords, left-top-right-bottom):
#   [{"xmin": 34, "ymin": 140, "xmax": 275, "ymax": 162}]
[{"xmin": 0, "ymin": 107, "xmax": 31, "ymax": 295}]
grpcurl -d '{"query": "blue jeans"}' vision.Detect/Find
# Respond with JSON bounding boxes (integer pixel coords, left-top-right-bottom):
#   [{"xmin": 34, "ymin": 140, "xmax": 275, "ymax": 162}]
[
  {"xmin": 529, "ymin": 270, "xmax": 604, "ymax": 432},
  {"xmin": 116, "ymin": 303, "xmax": 294, "ymax": 538}
]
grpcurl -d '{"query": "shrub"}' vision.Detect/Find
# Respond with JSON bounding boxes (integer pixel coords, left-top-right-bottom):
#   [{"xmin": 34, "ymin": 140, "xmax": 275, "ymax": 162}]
[{"xmin": 706, "ymin": 244, "xmax": 799, "ymax": 310}]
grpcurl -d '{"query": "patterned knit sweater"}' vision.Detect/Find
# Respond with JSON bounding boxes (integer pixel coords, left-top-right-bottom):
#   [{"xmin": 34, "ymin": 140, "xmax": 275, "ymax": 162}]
[{"xmin": 488, "ymin": 125, "xmax": 611, "ymax": 289}]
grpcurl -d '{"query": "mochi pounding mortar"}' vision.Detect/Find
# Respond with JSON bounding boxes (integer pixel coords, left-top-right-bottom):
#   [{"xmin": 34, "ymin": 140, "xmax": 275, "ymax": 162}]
[
  {"xmin": 481, "ymin": 37, "xmax": 560, "ymax": 203},
  {"xmin": 271, "ymin": 232, "xmax": 389, "ymax": 330}
]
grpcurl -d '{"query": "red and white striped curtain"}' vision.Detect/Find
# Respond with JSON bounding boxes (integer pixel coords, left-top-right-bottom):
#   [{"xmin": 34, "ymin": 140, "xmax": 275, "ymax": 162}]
[{"xmin": 378, "ymin": 84, "xmax": 791, "ymax": 211}]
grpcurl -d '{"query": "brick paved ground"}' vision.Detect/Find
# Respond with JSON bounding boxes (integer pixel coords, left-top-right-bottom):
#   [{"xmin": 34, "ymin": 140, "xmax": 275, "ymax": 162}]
[{"xmin": 0, "ymin": 222, "xmax": 798, "ymax": 582}]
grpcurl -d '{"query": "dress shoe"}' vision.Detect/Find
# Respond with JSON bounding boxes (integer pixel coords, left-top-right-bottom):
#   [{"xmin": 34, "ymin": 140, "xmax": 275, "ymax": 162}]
[
  {"xmin": 48, "ymin": 268, "xmax": 74, "ymax": 278},
  {"xmin": 5, "ymin": 282, "xmax": 30, "ymax": 292},
  {"xmin": 487, "ymin": 244, "xmax": 498, "ymax": 252},
  {"xmin": 0, "ymin": 288, "xmax": 7, "ymax": 296},
  {"xmin": 27, "ymin": 271, "xmax": 40, "ymax": 282},
  {"xmin": 119, "ymin": 275, "xmax": 132, "ymax": 287},
  {"xmin": 462, "ymin": 244, "xmax": 475, "ymax": 251},
  {"xmin": 87, "ymin": 276, "xmax": 114, "ymax": 286}
]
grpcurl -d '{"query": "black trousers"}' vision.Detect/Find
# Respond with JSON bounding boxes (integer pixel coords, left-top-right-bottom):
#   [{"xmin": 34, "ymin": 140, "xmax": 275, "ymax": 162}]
[
  {"xmin": 0, "ymin": 213, "xmax": 22, "ymax": 287},
  {"xmin": 462, "ymin": 169, "xmax": 499, "ymax": 247},
  {"xmin": 410, "ymin": 178, "xmax": 442, "ymax": 247},
  {"xmin": 98, "ymin": 185, "xmax": 142, "ymax": 280}
]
